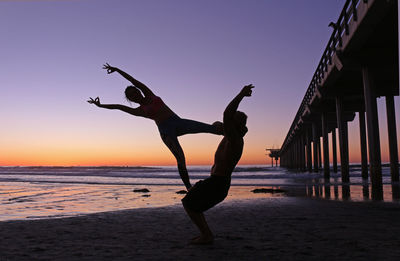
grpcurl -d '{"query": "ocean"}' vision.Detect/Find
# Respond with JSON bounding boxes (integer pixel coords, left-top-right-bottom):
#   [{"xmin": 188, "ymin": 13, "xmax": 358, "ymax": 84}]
[{"xmin": 0, "ymin": 164, "xmax": 397, "ymax": 221}]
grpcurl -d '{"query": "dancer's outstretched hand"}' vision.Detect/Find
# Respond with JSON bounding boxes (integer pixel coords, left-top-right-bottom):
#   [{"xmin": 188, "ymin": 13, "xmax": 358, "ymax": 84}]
[
  {"xmin": 240, "ymin": 84, "xmax": 254, "ymax": 97},
  {"xmin": 103, "ymin": 63, "xmax": 117, "ymax": 74},
  {"xmin": 87, "ymin": 97, "xmax": 101, "ymax": 106}
]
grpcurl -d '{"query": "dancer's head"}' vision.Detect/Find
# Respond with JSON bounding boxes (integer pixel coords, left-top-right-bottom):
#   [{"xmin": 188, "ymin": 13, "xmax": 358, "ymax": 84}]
[
  {"xmin": 234, "ymin": 111, "xmax": 248, "ymax": 137},
  {"xmin": 125, "ymin": 86, "xmax": 144, "ymax": 103}
]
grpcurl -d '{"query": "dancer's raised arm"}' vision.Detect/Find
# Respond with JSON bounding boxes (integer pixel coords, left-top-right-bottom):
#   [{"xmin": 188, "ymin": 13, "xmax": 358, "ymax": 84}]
[
  {"xmin": 223, "ymin": 84, "xmax": 254, "ymax": 139},
  {"xmin": 87, "ymin": 97, "xmax": 145, "ymax": 117},
  {"xmin": 103, "ymin": 63, "xmax": 155, "ymax": 97}
]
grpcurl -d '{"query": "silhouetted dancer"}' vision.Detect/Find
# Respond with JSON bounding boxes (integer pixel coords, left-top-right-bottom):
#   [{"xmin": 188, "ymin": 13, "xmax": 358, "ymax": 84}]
[
  {"xmin": 182, "ymin": 84, "xmax": 253, "ymax": 244},
  {"xmin": 88, "ymin": 63, "xmax": 223, "ymax": 190}
]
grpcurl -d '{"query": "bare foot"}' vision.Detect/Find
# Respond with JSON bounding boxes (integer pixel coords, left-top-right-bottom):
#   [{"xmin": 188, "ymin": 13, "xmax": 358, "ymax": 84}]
[{"xmin": 190, "ymin": 235, "xmax": 214, "ymax": 245}]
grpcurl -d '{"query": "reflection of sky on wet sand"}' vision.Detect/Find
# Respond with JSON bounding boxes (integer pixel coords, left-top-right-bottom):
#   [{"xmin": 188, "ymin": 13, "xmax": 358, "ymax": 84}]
[
  {"xmin": 0, "ymin": 183, "xmax": 286, "ymax": 221},
  {"xmin": 2, "ymin": 181, "xmax": 399, "ymax": 221}
]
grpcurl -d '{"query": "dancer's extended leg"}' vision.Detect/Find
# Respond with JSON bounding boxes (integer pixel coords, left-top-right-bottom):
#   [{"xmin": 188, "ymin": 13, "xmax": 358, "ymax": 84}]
[
  {"xmin": 176, "ymin": 119, "xmax": 223, "ymax": 136},
  {"xmin": 161, "ymin": 135, "xmax": 191, "ymax": 189}
]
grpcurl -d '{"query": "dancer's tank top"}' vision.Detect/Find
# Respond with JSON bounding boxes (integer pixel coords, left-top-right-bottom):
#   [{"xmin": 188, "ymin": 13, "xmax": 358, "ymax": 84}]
[{"xmin": 140, "ymin": 95, "xmax": 165, "ymax": 119}]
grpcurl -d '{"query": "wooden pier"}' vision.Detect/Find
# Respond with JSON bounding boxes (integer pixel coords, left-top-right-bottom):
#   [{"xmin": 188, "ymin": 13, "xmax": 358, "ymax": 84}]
[{"xmin": 277, "ymin": 0, "xmax": 399, "ymax": 200}]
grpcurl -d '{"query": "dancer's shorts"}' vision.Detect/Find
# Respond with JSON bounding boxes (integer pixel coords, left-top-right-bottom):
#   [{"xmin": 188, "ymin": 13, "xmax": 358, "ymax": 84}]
[{"xmin": 182, "ymin": 175, "xmax": 231, "ymax": 213}]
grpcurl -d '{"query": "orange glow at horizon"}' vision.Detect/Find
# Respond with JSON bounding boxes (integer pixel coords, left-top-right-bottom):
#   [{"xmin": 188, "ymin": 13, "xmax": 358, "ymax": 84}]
[
  {"xmin": 1, "ymin": 125, "xmax": 397, "ymax": 167},
  {"xmin": 0, "ymin": 152, "xmax": 266, "ymax": 167},
  {"xmin": 0, "ymin": 134, "xmax": 269, "ymax": 166},
  {"xmin": 5, "ymin": 139, "xmax": 395, "ymax": 166}
]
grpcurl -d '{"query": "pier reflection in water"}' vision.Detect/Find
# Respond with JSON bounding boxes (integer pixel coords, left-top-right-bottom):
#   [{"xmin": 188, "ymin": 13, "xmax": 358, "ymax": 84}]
[{"xmin": 305, "ymin": 182, "xmax": 400, "ymax": 202}]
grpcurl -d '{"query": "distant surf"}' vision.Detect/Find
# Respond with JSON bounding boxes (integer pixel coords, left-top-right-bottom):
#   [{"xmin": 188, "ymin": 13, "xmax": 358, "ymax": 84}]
[{"xmin": 0, "ymin": 164, "xmax": 393, "ymax": 186}]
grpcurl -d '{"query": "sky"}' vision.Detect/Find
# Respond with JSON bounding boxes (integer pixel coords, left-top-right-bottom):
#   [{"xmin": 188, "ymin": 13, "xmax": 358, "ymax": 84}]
[{"xmin": 0, "ymin": 0, "xmax": 399, "ymax": 166}]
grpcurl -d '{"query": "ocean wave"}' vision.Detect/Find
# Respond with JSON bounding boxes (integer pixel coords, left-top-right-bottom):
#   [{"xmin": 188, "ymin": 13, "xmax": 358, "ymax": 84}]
[{"xmin": 0, "ymin": 165, "xmax": 393, "ymax": 187}]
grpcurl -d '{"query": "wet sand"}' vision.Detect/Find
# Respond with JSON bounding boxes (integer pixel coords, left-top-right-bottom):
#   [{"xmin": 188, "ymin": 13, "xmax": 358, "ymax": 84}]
[{"xmin": 1, "ymin": 197, "xmax": 400, "ymax": 260}]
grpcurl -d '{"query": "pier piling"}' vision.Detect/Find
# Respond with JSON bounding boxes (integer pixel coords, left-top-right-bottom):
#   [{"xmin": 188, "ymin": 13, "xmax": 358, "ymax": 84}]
[
  {"xmin": 336, "ymin": 96, "xmax": 350, "ymax": 182},
  {"xmin": 385, "ymin": 95, "xmax": 399, "ymax": 181},
  {"xmin": 359, "ymin": 111, "xmax": 369, "ymax": 180},
  {"xmin": 322, "ymin": 112, "xmax": 330, "ymax": 178},
  {"xmin": 362, "ymin": 66, "xmax": 382, "ymax": 189},
  {"xmin": 318, "ymin": 138, "xmax": 322, "ymax": 171},
  {"xmin": 306, "ymin": 128, "xmax": 313, "ymax": 172},
  {"xmin": 331, "ymin": 129, "xmax": 338, "ymax": 173},
  {"xmin": 312, "ymin": 122, "xmax": 319, "ymax": 172}
]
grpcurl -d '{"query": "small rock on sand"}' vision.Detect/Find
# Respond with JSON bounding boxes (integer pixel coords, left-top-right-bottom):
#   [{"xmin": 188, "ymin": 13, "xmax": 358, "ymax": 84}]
[
  {"xmin": 133, "ymin": 188, "xmax": 150, "ymax": 193},
  {"xmin": 251, "ymin": 188, "xmax": 286, "ymax": 194}
]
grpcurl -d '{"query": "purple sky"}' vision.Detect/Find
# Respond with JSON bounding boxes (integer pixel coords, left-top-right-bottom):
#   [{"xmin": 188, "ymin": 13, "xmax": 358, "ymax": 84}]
[{"xmin": 0, "ymin": 0, "xmax": 398, "ymax": 165}]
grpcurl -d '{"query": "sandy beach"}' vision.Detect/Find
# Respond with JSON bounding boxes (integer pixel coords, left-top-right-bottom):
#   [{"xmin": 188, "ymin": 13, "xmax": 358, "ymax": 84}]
[{"xmin": 1, "ymin": 196, "xmax": 400, "ymax": 261}]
